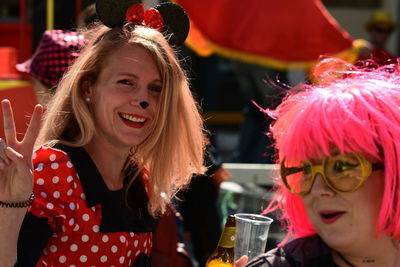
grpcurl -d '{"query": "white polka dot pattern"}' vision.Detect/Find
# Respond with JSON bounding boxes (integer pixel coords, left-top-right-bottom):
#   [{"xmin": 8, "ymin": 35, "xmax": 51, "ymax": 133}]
[
  {"xmin": 82, "ymin": 214, "xmax": 90, "ymax": 221},
  {"xmin": 70, "ymin": 244, "xmax": 78, "ymax": 251},
  {"xmin": 59, "ymin": 255, "xmax": 66, "ymax": 263},
  {"xmin": 29, "ymin": 147, "xmax": 153, "ymax": 266},
  {"xmin": 80, "ymin": 255, "xmax": 87, "ymax": 262},
  {"xmin": 52, "ymin": 176, "xmax": 59, "ymax": 183},
  {"xmin": 49, "ymin": 154, "xmax": 56, "ymax": 161},
  {"xmin": 53, "ymin": 191, "xmax": 60, "ymax": 199},
  {"xmin": 51, "ymin": 162, "xmax": 59, "ymax": 169},
  {"xmin": 36, "ymin": 163, "xmax": 44, "ymax": 171}
]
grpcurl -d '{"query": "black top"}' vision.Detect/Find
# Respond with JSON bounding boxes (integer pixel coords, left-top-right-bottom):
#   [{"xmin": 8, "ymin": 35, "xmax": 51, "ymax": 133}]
[
  {"xmin": 16, "ymin": 144, "xmax": 156, "ymax": 266},
  {"xmin": 245, "ymin": 235, "xmax": 339, "ymax": 267}
]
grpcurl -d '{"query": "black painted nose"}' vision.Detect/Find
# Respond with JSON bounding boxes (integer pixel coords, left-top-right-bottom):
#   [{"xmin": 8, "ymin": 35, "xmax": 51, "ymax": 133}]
[{"xmin": 140, "ymin": 101, "xmax": 149, "ymax": 109}]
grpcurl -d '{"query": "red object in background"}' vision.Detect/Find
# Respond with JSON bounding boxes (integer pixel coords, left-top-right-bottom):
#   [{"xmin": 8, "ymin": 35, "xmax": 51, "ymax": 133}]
[
  {"xmin": 0, "ymin": 47, "xmax": 21, "ymax": 79},
  {"xmin": 0, "ymin": 24, "xmax": 32, "ymax": 63},
  {"xmin": 0, "ymin": 83, "xmax": 38, "ymax": 140},
  {"xmin": 177, "ymin": 0, "xmax": 357, "ymax": 70}
]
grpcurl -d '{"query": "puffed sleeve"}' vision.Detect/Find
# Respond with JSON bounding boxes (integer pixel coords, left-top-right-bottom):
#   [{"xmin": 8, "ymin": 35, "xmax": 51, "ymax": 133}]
[{"xmin": 28, "ymin": 146, "xmax": 79, "ymax": 235}]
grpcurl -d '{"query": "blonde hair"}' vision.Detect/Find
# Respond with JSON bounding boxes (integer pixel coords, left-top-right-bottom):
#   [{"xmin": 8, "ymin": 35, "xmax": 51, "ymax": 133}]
[{"xmin": 37, "ymin": 23, "xmax": 205, "ymax": 216}]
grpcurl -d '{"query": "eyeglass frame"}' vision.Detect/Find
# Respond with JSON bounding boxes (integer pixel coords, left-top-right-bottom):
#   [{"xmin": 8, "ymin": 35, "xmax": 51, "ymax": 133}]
[{"xmin": 280, "ymin": 153, "xmax": 384, "ymax": 196}]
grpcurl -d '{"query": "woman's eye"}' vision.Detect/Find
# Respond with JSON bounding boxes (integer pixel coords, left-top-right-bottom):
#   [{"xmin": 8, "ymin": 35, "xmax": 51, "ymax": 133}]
[
  {"xmin": 333, "ymin": 161, "xmax": 358, "ymax": 173},
  {"xmin": 117, "ymin": 79, "xmax": 133, "ymax": 86},
  {"xmin": 149, "ymin": 85, "xmax": 162, "ymax": 93}
]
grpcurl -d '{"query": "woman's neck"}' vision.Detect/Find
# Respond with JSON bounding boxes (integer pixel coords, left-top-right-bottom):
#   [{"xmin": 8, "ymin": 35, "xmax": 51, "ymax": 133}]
[
  {"xmin": 331, "ymin": 236, "xmax": 400, "ymax": 267},
  {"xmin": 84, "ymin": 137, "xmax": 131, "ymax": 190}
]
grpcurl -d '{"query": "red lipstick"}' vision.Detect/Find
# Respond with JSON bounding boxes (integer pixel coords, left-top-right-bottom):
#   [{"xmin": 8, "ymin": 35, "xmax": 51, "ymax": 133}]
[
  {"xmin": 119, "ymin": 113, "xmax": 147, "ymax": 129},
  {"xmin": 318, "ymin": 210, "xmax": 346, "ymax": 224}
]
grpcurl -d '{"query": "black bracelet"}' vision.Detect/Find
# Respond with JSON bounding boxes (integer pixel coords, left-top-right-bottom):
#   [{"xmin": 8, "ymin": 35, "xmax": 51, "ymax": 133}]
[{"xmin": 0, "ymin": 192, "xmax": 35, "ymax": 208}]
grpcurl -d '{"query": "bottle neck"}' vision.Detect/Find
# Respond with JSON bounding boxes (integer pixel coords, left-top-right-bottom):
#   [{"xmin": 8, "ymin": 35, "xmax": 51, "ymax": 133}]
[{"xmin": 218, "ymin": 226, "xmax": 236, "ymax": 248}]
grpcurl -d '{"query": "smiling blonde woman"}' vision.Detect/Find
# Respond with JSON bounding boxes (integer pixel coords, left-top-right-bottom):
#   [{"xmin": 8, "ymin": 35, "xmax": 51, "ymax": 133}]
[{"xmin": 0, "ymin": 2, "xmax": 205, "ymax": 266}]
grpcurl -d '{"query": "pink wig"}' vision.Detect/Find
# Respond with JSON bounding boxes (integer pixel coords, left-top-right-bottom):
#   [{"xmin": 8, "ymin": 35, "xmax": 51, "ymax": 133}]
[{"xmin": 262, "ymin": 58, "xmax": 400, "ymax": 244}]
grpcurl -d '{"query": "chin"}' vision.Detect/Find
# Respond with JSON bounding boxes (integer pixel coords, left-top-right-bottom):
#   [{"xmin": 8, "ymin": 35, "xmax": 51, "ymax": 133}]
[
  {"xmin": 319, "ymin": 230, "xmax": 357, "ymax": 250},
  {"xmin": 124, "ymin": 137, "xmax": 147, "ymax": 148}
]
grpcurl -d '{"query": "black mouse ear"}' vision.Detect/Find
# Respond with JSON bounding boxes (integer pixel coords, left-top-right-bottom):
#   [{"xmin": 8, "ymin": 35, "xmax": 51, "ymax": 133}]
[
  {"xmin": 96, "ymin": 0, "xmax": 140, "ymax": 28},
  {"xmin": 155, "ymin": 2, "xmax": 190, "ymax": 46},
  {"xmin": 95, "ymin": 0, "xmax": 189, "ymax": 46}
]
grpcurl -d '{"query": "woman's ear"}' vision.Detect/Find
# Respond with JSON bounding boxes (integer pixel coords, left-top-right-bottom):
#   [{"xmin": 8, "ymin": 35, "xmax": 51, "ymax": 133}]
[{"xmin": 81, "ymin": 79, "xmax": 93, "ymax": 101}]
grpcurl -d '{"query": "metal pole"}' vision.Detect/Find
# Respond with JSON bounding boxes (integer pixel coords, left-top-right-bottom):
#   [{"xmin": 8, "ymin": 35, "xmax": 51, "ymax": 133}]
[
  {"xmin": 46, "ymin": 0, "xmax": 54, "ymax": 30},
  {"xmin": 19, "ymin": 0, "xmax": 27, "ymax": 61}
]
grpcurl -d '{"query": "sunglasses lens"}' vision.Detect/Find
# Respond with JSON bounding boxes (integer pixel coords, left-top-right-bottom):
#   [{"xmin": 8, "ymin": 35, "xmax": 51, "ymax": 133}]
[
  {"xmin": 325, "ymin": 154, "xmax": 363, "ymax": 191},
  {"xmin": 282, "ymin": 153, "xmax": 370, "ymax": 195},
  {"xmin": 282, "ymin": 161, "xmax": 313, "ymax": 195}
]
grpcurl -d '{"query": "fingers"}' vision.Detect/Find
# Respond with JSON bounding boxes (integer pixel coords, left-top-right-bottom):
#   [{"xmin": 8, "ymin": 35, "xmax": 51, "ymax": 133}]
[
  {"xmin": 0, "ymin": 138, "xmax": 10, "ymax": 167},
  {"xmin": 0, "ymin": 144, "xmax": 21, "ymax": 171},
  {"xmin": 22, "ymin": 104, "xmax": 43, "ymax": 150},
  {"xmin": 4, "ymin": 146, "xmax": 24, "ymax": 168},
  {"xmin": 1, "ymin": 100, "xmax": 16, "ymax": 144},
  {"xmin": 235, "ymin": 255, "xmax": 248, "ymax": 267}
]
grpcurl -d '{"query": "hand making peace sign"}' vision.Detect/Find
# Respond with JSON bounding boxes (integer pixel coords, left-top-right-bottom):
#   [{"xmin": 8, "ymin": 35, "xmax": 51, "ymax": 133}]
[{"xmin": 0, "ymin": 99, "xmax": 43, "ymax": 203}]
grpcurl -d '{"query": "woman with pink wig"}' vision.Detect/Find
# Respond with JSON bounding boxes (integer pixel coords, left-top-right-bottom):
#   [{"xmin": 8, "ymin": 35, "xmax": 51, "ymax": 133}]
[{"xmin": 243, "ymin": 58, "xmax": 400, "ymax": 266}]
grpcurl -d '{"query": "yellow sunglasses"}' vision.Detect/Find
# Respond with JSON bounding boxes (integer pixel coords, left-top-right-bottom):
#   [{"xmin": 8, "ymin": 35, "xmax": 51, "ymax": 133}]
[{"xmin": 280, "ymin": 153, "xmax": 384, "ymax": 195}]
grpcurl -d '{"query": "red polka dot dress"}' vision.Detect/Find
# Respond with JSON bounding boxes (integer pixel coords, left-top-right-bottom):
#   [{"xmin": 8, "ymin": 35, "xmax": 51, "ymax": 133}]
[{"xmin": 27, "ymin": 145, "xmax": 154, "ymax": 266}]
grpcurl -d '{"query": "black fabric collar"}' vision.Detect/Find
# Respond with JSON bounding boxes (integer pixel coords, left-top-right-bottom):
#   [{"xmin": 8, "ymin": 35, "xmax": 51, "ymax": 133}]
[
  {"xmin": 54, "ymin": 144, "xmax": 156, "ymax": 233},
  {"xmin": 282, "ymin": 234, "xmax": 338, "ymax": 267}
]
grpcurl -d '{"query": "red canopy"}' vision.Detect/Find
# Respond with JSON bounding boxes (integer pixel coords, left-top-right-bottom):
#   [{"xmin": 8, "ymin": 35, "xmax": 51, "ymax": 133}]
[{"xmin": 177, "ymin": 0, "xmax": 364, "ymax": 70}]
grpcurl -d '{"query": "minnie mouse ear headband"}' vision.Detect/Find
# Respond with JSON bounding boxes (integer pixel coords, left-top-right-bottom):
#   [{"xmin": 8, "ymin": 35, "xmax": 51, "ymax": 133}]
[{"xmin": 95, "ymin": 0, "xmax": 189, "ymax": 46}]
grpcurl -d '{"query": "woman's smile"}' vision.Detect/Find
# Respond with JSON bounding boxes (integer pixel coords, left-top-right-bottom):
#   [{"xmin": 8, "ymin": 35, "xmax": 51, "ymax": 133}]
[{"xmin": 119, "ymin": 112, "xmax": 147, "ymax": 128}]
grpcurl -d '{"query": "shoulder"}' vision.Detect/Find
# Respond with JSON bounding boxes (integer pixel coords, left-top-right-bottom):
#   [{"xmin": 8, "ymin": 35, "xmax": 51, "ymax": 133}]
[
  {"xmin": 30, "ymin": 146, "xmax": 82, "ymax": 225},
  {"xmin": 32, "ymin": 146, "xmax": 78, "ymax": 194},
  {"xmin": 245, "ymin": 235, "xmax": 334, "ymax": 267},
  {"xmin": 244, "ymin": 247, "xmax": 291, "ymax": 267},
  {"xmin": 33, "ymin": 146, "xmax": 72, "ymax": 167}
]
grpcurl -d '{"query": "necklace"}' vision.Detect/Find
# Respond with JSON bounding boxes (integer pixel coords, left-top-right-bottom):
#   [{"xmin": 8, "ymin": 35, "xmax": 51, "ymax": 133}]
[{"xmin": 336, "ymin": 251, "xmax": 356, "ymax": 267}]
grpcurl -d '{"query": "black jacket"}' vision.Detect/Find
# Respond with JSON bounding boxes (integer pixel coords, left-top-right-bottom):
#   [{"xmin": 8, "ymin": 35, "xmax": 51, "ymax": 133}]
[{"xmin": 245, "ymin": 235, "xmax": 339, "ymax": 267}]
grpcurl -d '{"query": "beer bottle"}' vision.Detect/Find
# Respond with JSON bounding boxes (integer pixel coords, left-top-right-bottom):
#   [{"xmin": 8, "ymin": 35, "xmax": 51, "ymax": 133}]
[{"xmin": 206, "ymin": 215, "xmax": 236, "ymax": 267}]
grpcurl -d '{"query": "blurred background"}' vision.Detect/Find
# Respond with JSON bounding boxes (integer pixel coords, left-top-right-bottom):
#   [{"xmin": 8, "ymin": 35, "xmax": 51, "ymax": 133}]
[{"xmin": 0, "ymin": 0, "xmax": 398, "ymax": 264}]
